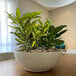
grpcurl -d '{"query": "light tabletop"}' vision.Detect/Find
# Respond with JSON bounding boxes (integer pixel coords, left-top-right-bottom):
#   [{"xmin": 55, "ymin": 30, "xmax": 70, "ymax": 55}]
[{"xmin": 0, "ymin": 54, "xmax": 76, "ymax": 76}]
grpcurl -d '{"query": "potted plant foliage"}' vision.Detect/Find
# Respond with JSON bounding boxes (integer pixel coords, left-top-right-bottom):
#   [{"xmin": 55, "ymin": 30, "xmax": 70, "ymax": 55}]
[{"xmin": 6, "ymin": 8, "xmax": 67, "ymax": 72}]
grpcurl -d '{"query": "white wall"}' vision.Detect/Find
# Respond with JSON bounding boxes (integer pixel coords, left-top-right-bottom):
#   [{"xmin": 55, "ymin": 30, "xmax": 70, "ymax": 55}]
[
  {"xmin": 19, "ymin": 0, "xmax": 49, "ymax": 22},
  {"xmin": 19, "ymin": 0, "xmax": 76, "ymax": 49},
  {"xmin": 49, "ymin": 2, "xmax": 76, "ymax": 49}
]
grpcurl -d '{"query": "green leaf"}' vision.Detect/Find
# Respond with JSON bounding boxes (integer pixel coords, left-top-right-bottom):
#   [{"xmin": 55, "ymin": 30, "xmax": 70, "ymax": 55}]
[
  {"xmin": 46, "ymin": 18, "xmax": 53, "ymax": 25},
  {"xmin": 16, "ymin": 8, "xmax": 20, "ymax": 19},
  {"xmin": 9, "ymin": 25, "xmax": 22, "ymax": 32},
  {"xmin": 10, "ymin": 32, "xmax": 15, "ymax": 34},
  {"xmin": 25, "ymin": 19, "xmax": 39, "ymax": 33},
  {"xmin": 55, "ymin": 29, "xmax": 67, "ymax": 38},
  {"xmin": 38, "ymin": 19, "xmax": 43, "ymax": 26},
  {"xmin": 55, "ymin": 25, "xmax": 67, "ymax": 33},
  {"xmin": 15, "ymin": 33, "xmax": 24, "ymax": 40},
  {"xmin": 6, "ymin": 11, "xmax": 16, "ymax": 21},
  {"xmin": 32, "ymin": 41, "xmax": 36, "ymax": 47},
  {"xmin": 9, "ymin": 25, "xmax": 18, "ymax": 29},
  {"xmin": 30, "ymin": 11, "xmax": 42, "ymax": 18},
  {"xmin": 16, "ymin": 42, "xmax": 22, "ymax": 45},
  {"xmin": 53, "ymin": 39, "xmax": 64, "ymax": 45},
  {"xmin": 15, "ymin": 38, "xmax": 24, "ymax": 44}
]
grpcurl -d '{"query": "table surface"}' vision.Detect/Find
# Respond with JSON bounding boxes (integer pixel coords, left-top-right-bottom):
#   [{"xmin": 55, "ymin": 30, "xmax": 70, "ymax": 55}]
[{"xmin": 0, "ymin": 54, "xmax": 76, "ymax": 76}]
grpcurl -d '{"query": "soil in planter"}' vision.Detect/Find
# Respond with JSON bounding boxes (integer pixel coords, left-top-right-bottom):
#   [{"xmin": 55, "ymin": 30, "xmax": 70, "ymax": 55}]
[{"xmin": 29, "ymin": 48, "xmax": 60, "ymax": 53}]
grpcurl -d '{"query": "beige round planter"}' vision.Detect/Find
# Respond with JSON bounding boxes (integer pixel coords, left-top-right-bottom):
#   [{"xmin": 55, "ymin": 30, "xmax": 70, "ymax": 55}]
[{"xmin": 14, "ymin": 50, "xmax": 62, "ymax": 72}]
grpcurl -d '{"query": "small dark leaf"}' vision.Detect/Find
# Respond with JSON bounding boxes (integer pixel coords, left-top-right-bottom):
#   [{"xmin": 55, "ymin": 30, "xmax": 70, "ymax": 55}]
[
  {"xmin": 55, "ymin": 25, "xmax": 67, "ymax": 33},
  {"xmin": 55, "ymin": 29, "xmax": 67, "ymax": 38}
]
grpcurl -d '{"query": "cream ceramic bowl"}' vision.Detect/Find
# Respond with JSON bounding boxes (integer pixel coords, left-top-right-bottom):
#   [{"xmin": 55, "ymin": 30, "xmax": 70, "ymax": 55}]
[{"xmin": 14, "ymin": 50, "xmax": 62, "ymax": 72}]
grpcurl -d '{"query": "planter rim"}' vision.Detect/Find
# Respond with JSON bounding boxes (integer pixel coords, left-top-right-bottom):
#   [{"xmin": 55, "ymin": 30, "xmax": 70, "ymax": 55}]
[{"xmin": 14, "ymin": 50, "xmax": 62, "ymax": 54}]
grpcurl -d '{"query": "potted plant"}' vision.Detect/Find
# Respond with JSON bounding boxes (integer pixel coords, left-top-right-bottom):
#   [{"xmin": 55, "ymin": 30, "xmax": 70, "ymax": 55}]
[{"xmin": 6, "ymin": 8, "xmax": 67, "ymax": 72}]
